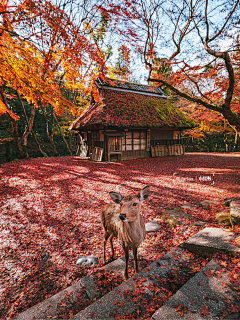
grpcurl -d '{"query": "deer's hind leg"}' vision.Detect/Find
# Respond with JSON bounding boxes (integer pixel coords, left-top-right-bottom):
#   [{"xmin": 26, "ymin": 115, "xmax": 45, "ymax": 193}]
[
  {"xmin": 122, "ymin": 241, "xmax": 130, "ymax": 280},
  {"xmin": 133, "ymin": 244, "xmax": 139, "ymax": 274}
]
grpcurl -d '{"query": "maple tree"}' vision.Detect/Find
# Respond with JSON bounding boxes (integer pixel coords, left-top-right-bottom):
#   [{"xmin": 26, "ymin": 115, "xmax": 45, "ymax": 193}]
[
  {"xmin": 114, "ymin": 0, "xmax": 240, "ymax": 136},
  {"xmin": 0, "ymin": 0, "xmax": 107, "ymax": 158}
]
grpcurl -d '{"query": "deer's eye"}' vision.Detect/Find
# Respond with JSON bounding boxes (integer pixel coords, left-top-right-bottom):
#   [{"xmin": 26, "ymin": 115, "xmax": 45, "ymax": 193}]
[
  {"xmin": 133, "ymin": 203, "xmax": 137, "ymax": 206},
  {"xmin": 120, "ymin": 203, "xmax": 123, "ymax": 207}
]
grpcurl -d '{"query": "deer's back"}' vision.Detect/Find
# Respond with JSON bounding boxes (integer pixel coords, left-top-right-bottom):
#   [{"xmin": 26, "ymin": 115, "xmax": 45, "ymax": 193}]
[{"xmin": 101, "ymin": 203, "xmax": 122, "ymax": 238}]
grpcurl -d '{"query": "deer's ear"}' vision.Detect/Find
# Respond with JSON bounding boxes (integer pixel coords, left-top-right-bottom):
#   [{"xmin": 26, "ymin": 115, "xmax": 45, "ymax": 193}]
[
  {"xmin": 109, "ymin": 192, "xmax": 123, "ymax": 204},
  {"xmin": 139, "ymin": 186, "xmax": 150, "ymax": 201}
]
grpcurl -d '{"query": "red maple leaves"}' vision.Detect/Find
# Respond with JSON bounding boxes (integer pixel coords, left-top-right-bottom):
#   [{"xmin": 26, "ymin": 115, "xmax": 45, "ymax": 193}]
[{"xmin": 0, "ymin": 153, "xmax": 239, "ymax": 318}]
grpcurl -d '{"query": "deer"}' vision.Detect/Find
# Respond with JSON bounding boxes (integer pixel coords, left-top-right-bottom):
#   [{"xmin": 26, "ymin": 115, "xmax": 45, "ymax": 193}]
[{"xmin": 101, "ymin": 186, "xmax": 150, "ymax": 280}]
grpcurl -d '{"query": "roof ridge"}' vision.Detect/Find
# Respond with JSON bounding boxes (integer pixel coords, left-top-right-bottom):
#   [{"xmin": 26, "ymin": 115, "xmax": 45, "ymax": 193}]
[{"xmin": 96, "ymin": 77, "xmax": 166, "ymax": 98}]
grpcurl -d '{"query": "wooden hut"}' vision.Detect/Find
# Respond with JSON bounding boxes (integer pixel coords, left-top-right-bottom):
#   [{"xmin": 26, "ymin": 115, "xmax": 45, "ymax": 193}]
[{"xmin": 69, "ymin": 77, "xmax": 194, "ymax": 161}]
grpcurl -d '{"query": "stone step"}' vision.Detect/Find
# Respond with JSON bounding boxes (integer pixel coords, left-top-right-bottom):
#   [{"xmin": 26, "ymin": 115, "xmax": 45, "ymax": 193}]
[
  {"xmin": 14, "ymin": 258, "xmax": 126, "ymax": 320},
  {"xmin": 182, "ymin": 227, "xmax": 240, "ymax": 257},
  {"xmin": 152, "ymin": 259, "xmax": 239, "ymax": 320},
  {"xmin": 14, "ymin": 228, "xmax": 239, "ymax": 319},
  {"xmin": 71, "ymin": 247, "xmax": 205, "ymax": 320}
]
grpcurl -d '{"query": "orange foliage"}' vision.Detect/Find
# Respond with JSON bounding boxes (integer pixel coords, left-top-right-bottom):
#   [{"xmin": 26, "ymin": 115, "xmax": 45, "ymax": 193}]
[{"xmin": 0, "ymin": 0, "xmax": 107, "ymax": 119}]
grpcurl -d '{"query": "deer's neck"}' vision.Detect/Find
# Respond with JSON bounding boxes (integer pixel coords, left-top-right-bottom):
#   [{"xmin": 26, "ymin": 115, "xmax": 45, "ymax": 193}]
[{"xmin": 121, "ymin": 216, "xmax": 145, "ymax": 247}]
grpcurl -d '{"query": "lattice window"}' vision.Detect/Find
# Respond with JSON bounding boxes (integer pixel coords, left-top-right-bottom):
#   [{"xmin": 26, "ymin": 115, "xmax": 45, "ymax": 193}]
[{"xmin": 122, "ymin": 131, "xmax": 146, "ymax": 151}]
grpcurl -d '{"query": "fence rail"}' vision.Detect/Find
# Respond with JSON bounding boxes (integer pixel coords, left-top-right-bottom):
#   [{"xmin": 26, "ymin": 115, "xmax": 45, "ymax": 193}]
[{"xmin": 151, "ymin": 144, "xmax": 185, "ymax": 157}]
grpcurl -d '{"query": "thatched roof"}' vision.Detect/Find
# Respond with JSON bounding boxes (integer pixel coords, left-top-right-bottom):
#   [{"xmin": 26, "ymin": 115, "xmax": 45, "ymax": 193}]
[{"xmin": 70, "ymin": 78, "xmax": 195, "ymax": 130}]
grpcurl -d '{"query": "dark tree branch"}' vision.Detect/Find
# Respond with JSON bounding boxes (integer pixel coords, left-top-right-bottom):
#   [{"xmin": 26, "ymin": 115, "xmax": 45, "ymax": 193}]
[{"xmin": 148, "ymin": 77, "xmax": 222, "ymax": 112}]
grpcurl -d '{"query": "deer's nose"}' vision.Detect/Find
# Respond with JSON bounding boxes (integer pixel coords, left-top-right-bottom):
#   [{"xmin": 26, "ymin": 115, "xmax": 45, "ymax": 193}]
[{"xmin": 119, "ymin": 214, "xmax": 126, "ymax": 221}]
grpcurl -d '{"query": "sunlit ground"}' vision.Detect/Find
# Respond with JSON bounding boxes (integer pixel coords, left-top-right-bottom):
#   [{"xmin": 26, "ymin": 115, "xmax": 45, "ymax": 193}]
[{"xmin": 0, "ymin": 153, "xmax": 239, "ymax": 318}]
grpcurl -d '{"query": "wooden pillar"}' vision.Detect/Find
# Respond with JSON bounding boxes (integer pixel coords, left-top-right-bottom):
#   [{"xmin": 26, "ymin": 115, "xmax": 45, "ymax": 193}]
[{"xmin": 104, "ymin": 126, "xmax": 107, "ymax": 161}]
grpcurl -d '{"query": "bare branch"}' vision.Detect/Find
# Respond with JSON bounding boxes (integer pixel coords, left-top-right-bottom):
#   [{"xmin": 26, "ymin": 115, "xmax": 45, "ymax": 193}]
[
  {"xmin": 182, "ymin": 70, "xmax": 215, "ymax": 104},
  {"xmin": 208, "ymin": 0, "xmax": 240, "ymax": 43},
  {"xmin": 148, "ymin": 77, "xmax": 222, "ymax": 113},
  {"xmin": 0, "ymin": 118, "xmax": 13, "ymax": 136},
  {"xmin": 204, "ymin": 0, "xmax": 209, "ymax": 41}
]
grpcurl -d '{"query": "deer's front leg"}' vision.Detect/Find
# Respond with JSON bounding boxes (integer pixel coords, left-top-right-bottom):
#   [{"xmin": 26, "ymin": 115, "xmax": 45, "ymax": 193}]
[
  {"xmin": 109, "ymin": 234, "xmax": 116, "ymax": 260},
  {"xmin": 122, "ymin": 242, "xmax": 129, "ymax": 280},
  {"xmin": 133, "ymin": 245, "xmax": 138, "ymax": 274},
  {"xmin": 103, "ymin": 233, "xmax": 109, "ymax": 264}
]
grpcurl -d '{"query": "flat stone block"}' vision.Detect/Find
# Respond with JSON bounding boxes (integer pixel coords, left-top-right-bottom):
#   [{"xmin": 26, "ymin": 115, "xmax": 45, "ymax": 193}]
[
  {"xmin": 201, "ymin": 200, "xmax": 219, "ymax": 209},
  {"xmin": 72, "ymin": 278, "xmax": 138, "ymax": 320},
  {"xmin": 230, "ymin": 200, "xmax": 240, "ymax": 218},
  {"xmin": 105, "ymin": 256, "xmax": 126, "ymax": 273},
  {"xmin": 193, "ymin": 221, "xmax": 207, "ymax": 227},
  {"xmin": 183, "ymin": 227, "xmax": 240, "ymax": 257},
  {"xmin": 145, "ymin": 220, "xmax": 161, "ymax": 232},
  {"xmin": 165, "ymin": 209, "xmax": 192, "ymax": 222}
]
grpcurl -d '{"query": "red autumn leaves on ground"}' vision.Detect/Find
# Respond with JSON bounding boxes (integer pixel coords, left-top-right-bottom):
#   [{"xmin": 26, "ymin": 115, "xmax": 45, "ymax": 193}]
[{"xmin": 0, "ymin": 153, "xmax": 240, "ymax": 318}]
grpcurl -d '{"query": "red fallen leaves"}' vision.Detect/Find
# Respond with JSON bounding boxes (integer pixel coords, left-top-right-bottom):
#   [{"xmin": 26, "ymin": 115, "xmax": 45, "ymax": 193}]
[
  {"xmin": 174, "ymin": 303, "xmax": 195, "ymax": 316},
  {"xmin": 200, "ymin": 305, "xmax": 210, "ymax": 316},
  {"xmin": 0, "ymin": 153, "xmax": 240, "ymax": 318}
]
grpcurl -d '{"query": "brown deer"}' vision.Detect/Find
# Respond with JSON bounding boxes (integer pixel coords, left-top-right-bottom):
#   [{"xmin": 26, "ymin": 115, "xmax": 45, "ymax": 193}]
[{"xmin": 101, "ymin": 186, "xmax": 150, "ymax": 280}]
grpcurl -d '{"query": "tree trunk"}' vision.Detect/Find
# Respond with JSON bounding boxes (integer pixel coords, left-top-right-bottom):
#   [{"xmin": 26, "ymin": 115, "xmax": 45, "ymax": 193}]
[
  {"xmin": 192, "ymin": 137, "xmax": 196, "ymax": 151},
  {"xmin": 233, "ymin": 131, "xmax": 239, "ymax": 152},
  {"xmin": 41, "ymin": 106, "xmax": 58, "ymax": 156},
  {"xmin": 21, "ymin": 104, "xmax": 36, "ymax": 158},
  {"xmin": 53, "ymin": 111, "xmax": 72, "ymax": 155},
  {"xmin": 50, "ymin": 106, "xmax": 58, "ymax": 156},
  {"xmin": 0, "ymin": 87, "xmax": 24, "ymax": 158},
  {"xmin": 16, "ymin": 91, "xmax": 48, "ymax": 158},
  {"xmin": 11, "ymin": 117, "xmax": 23, "ymax": 158},
  {"xmin": 224, "ymin": 135, "xmax": 229, "ymax": 152},
  {"xmin": 68, "ymin": 130, "xmax": 75, "ymax": 155}
]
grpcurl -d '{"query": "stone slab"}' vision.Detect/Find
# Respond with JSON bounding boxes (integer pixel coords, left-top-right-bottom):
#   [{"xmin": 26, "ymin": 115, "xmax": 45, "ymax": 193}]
[
  {"xmin": 152, "ymin": 259, "xmax": 239, "ymax": 320},
  {"xmin": 193, "ymin": 221, "xmax": 207, "ymax": 227},
  {"xmin": 200, "ymin": 200, "xmax": 219, "ymax": 209},
  {"xmin": 230, "ymin": 200, "xmax": 240, "ymax": 218},
  {"xmin": 145, "ymin": 220, "xmax": 161, "ymax": 232},
  {"xmin": 182, "ymin": 227, "xmax": 240, "ymax": 257},
  {"xmin": 165, "ymin": 209, "xmax": 192, "ymax": 220},
  {"xmin": 71, "ymin": 247, "xmax": 199, "ymax": 320},
  {"xmin": 79, "ymin": 275, "xmax": 100, "ymax": 300}
]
